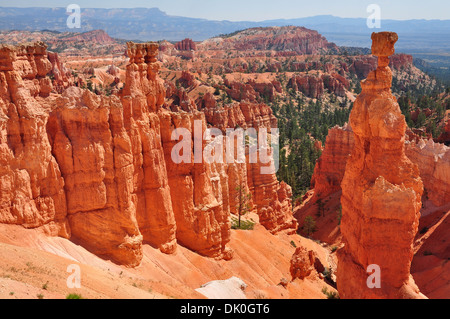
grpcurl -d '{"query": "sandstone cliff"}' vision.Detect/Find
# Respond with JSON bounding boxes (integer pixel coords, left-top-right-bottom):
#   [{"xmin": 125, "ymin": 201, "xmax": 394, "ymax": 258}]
[
  {"xmin": 0, "ymin": 42, "xmax": 69, "ymax": 238},
  {"xmin": 310, "ymin": 124, "xmax": 354, "ymax": 199},
  {"xmin": 338, "ymin": 32, "xmax": 425, "ymax": 299},
  {"xmin": 175, "ymin": 38, "xmax": 197, "ymax": 52},
  {"xmin": 202, "ymin": 26, "xmax": 338, "ymax": 55},
  {"xmin": 405, "ymin": 138, "xmax": 450, "ymax": 208},
  {"xmin": 288, "ymin": 75, "xmax": 324, "ymax": 99},
  {"xmin": 0, "ymin": 41, "xmax": 297, "ymax": 267}
]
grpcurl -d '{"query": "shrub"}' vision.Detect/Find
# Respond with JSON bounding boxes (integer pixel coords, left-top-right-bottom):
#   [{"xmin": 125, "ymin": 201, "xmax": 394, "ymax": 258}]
[
  {"xmin": 302, "ymin": 216, "xmax": 318, "ymax": 237},
  {"xmin": 231, "ymin": 217, "xmax": 255, "ymax": 230},
  {"xmin": 322, "ymin": 287, "xmax": 340, "ymax": 299},
  {"xmin": 66, "ymin": 293, "xmax": 83, "ymax": 299}
]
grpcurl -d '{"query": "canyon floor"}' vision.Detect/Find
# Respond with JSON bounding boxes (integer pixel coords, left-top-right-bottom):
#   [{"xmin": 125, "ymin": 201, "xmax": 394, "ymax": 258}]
[{"xmin": 0, "ymin": 215, "xmax": 336, "ymax": 299}]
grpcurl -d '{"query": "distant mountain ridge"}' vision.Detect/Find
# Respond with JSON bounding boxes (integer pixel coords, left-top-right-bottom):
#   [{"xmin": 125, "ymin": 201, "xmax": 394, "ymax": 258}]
[{"xmin": 0, "ymin": 7, "xmax": 449, "ymax": 53}]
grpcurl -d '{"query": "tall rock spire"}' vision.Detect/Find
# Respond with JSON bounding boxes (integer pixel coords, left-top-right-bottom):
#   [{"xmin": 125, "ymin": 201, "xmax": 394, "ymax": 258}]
[{"xmin": 337, "ymin": 32, "xmax": 426, "ymax": 299}]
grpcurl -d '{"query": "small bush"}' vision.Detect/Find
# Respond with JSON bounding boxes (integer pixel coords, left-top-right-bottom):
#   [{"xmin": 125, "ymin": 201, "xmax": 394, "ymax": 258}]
[
  {"xmin": 290, "ymin": 241, "xmax": 297, "ymax": 248},
  {"xmin": 322, "ymin": 287, "xmax": 340, "ymax": 299},
  {"xmin": 37, "ymin": 294, "xmax": 44, "ymax": 299},
  {"xmin": 302, "ymin": 216, "xmax": 318, "ymax": 237},
  {"xmin": 66, "ymin": 293, "xmax": 83, "ymax": 299},
  {"xmin": 231, "ymin": 217, "xmax": 255, "ymax": 230}
]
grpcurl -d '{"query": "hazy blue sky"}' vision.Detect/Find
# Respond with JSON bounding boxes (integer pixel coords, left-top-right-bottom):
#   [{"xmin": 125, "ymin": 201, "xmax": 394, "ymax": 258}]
[{"xmin": 1, "ymin": 0, "xmax": 449, "ymax": 21}]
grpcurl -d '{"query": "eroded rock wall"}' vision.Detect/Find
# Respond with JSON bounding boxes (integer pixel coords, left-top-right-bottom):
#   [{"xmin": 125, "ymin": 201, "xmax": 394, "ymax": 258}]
[
  {"xmin": 338, "ymin": 32, "xmax": 425, "ymax": 299},
  {"xmin": 0, "ymin": 42, "xmax": 69, "ymax": 238},
  {"xmin": 1, "ymin": 41, "xmax": 297, "ymax": 266}
]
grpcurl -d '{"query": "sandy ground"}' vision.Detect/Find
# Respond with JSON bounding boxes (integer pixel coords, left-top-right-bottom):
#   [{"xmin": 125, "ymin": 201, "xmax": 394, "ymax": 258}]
[{"xmin": 0, "ymin": 222, "xmax": 336, "ymax": 299}]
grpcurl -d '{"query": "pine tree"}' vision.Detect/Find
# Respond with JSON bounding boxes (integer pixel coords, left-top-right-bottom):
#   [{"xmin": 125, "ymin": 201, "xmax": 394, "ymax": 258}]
[
  {"xmin": 302, "ymin": 216, "xmax": 318, "ymax": 237},
  {"xmin": 235, "ymin": 184, "xmax": 252, "ymax": 229}
]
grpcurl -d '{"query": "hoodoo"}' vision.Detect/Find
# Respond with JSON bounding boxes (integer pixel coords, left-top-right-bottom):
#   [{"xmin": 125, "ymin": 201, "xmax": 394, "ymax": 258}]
[{"xmin": 337, "ymin": 32, "xmax": 426, "ymax": 299}]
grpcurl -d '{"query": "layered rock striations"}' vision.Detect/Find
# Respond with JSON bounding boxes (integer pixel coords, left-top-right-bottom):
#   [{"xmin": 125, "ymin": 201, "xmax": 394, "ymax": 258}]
[
  {"xmin": 47, "ymin": 51, "xmax": 72, "ymax": 93},
  {"xmin": 288, "ymin": 75, "xmax": 324, "ymax": 99},
  {"xmin": 405, "ymin": 138, "xmax": 450, "ymax": 208},
  {"xmin": 159, "ymin": 111, "xmax": 232, "ymax": 259},
  {"xmin": 0, "ymin": 42, "xmax": 69, "ymax": 238},
  {"xmin": 310, "ymin": 124, "xmax": 354, "ymax": 199},
  {"xmin": 338, "ymin": 32, "xmax": 425, "ymax": 299},
  {"xmin": 1, "ymin": 41, "xmax": 297, "ymax": 266},
  {"xmin": 175, "ymin": 38, "xmax": 197, "ymax": 52},
  {"xmin": 199, "ymin": 96, "xmax": 297, "ymax": 234},
  {"xmin": 202, "ymin": 26, "xmax": 338, "ymax": 55},
  {"xmin": 47, "ymin": 87, "xmax": 145, "ymax": 265}
]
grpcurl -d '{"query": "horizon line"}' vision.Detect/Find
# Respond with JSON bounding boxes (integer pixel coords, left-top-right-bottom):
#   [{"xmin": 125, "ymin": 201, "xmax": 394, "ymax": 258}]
[{"xmin": 0, "ymin": 6, "xmax": 449, "ymax": 23}]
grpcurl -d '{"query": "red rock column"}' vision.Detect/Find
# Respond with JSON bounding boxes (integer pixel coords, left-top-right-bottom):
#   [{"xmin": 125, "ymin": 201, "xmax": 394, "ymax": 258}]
[
  {"xmin": 122, "ymin": 42, "xmax": 177, "ymax": 255},
  {"xmin": 338, "ymin": 32, "xmax": 425, "ymax": 299}
]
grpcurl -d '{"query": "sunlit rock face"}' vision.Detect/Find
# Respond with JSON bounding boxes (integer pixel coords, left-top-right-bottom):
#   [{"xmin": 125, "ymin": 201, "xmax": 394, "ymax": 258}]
[
  {"xmin": 338, "ymin": 32, "xmax": 426, "ymax": 299},
  {"xmin": 1, "ymin": 41, "xmax": 297, "ymax": 267}
]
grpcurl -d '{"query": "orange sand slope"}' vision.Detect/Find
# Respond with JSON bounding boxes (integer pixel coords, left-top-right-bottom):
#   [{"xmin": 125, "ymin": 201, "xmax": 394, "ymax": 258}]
[{"xmin": 0, "ymin": 223, "xmax": 336, "ymax": 299}]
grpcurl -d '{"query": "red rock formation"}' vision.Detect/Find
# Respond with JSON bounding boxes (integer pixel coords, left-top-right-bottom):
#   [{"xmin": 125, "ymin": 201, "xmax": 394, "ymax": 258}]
[
  {"xmin": 159, "ymin": 111, "xmax": 232, "ymax": 259},
  {"xmin": 0, "ymin": 42, "xmax": 69, "ymax": 238},
  {"xmin": 288, "ymin": 72, "xmax": 349, "ymax": 98},
  {"xmin": 411, "ymin": 210, "xmax": 450, "ymax": 299},
  {"xmin": 225, "ymin": 79, "xmax": 260, "ymax": 102},
  {"xmin": 349, "ymin": 56, "xmax": 378, "ymax": 79},
  {"xmin": 47, "ymin": 87, "xmax": 144, "ymax": 266},
  {"xmin": 321, "ymin": 74, "xmax": 346, "ymax": 97},
  {"xmin": 297, "ymin": 124, "xmax": 449, "ymax": 246},
  {"xmin": 310, "ymin": 124, "xmax": 354, "ymax": 199},
  {"xmin": 350, "ymin": 54, "xmax": 414, "ymax": 79},
  {"xmin": 293, "ymin": 125, "xmax": 354, "ymax": 245},
  {"xmin": 106, "ymin": 64, "xmax": 120, "ymax": 77},
  {"xmin": 247, "ymin": 160, "xmax": 298, "ymax": 234},
  {"xmin": 290, "ymin": 247, "xmax": 316, "ymax": 280},
  {"xmin": 174, "ymin": 39, "xmax": 196, "ymax": 60},
  {"xmin": 47, "ymin": 51, "xmax": 72, "ymax": 92},
  {"xmin": 288, "ymin": 75, "xmax": 324, "ymax": 99},
  {"xmin": 179, "ymin": 70, "xmax": 197, "ymax": 88},
  {"xmin": 389, "ymin": 53, "xmax": 413, "ymax": 70},
  {"xmin": 223, "ymin": 78, "xmax": 282, "ymax": 103},
  {"xmin": 437, "ymin": 116, "xmax": 450, "ymax": 144},
  {"xmin": 205, "ymin": 26, "xmax": 338, "ymax": 55},
  {"xmin": 200, "ymin": 92, "xmax": 217, "ymax": 110},
  {"xmin": 0, "ymin": 40, "xmax": 297, "ymax": 267},
  {"xmin": 46, "ymin": 43, "xmax": 178, "ymax": 266},
  {"xmin": 405, "ymin": 138, "xmax": 450, "ymax": 207},
  {"xmin": 60, "ymin": 29, "xmax": 115, "ymax": 45},
  {"xmin": 201, "ymin": 100, "xmax": 296, "ymax": 234},
  {"xmin": 203, "ymin": 101, "xmax": 277, "ymax": 133},
  {"xmin": 175, "ymin": 38, "xmax": 197, "ymax": 51},
  {"xmin": 338, "ymin": 32, "xmax": 425, "ymax": 299},
  {"xmin": 120, "ymin": 42, "xmax": 177, "ymax": 256}
]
